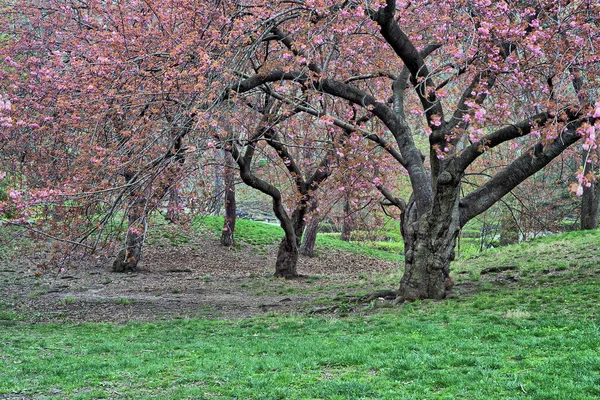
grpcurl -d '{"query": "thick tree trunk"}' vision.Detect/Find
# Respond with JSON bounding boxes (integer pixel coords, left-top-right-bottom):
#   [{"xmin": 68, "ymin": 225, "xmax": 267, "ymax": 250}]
[
  {"xmin": 220, "ymin": 151, "xmax": 237, "ymax": 246},
  {"xmin": 300, "ymin": 197, "xmax": 319, "ymax": 257},
  {"xmin": 581, "ymin": 185, "xmax": 599, "ymax": 230},
  {"xmin": 275, "ymin": 235, "xmax": 299, "ymax": 278},
  {"xmin": 275, "ymin": 209, "xmax": 306, "ymax": 278},
  {"xmin": 113, "ymin": 202, "xmax": 146, "ymax": 272},
  {"xmin": 398, "ymin": 179, "xmax": 460, "ymax": 301}
]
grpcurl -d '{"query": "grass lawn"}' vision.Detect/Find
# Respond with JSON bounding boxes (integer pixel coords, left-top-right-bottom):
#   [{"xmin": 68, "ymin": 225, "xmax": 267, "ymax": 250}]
[
  {"xmin": 192, "ymin": 215, "xmax": 404, "ymax": 262},
  {"xmin": 1, "ymin": 226, "xmax": 600, "ymax": 399}
]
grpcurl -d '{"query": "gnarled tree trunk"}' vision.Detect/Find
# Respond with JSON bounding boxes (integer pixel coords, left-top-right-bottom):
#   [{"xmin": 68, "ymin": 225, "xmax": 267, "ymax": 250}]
[
  {"xmin": 398, "ymin": 180, "xmax": 459, "ymax": 301},
  {"xmin": 581, "ymin": 159, "xmax": 600, "ymax": 230},
  {"xmin": 275, "ymin": 209, "xmax": 306, "ymax": 278},
  {"xmin": 340, "ymin": 196, "xmax": 353, "ymax": 242},
  {"xmin": 275, "ymin": 235, "xmax": 299, "ymax": 278}
]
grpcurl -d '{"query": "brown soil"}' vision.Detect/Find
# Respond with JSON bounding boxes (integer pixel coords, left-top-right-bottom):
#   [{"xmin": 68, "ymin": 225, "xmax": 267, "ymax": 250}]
[{"xmin": 0, "ymin": 233, "xmax": 400, "ymax": 323}]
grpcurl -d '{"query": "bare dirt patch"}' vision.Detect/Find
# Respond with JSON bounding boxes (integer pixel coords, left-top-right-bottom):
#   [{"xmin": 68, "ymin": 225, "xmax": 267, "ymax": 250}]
[{"xmin": 0, "ymin": 234, "xmax": 399, "ymax": 323}]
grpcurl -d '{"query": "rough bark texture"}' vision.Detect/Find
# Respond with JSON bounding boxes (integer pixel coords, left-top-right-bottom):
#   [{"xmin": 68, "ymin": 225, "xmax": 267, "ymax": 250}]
[
  {"xmin": 220, "ymin": 151, "xmax": 236, "ymax": 247},
  {"xmin": 275, "ymin": 209, "xmax": 306, "ymax": 278},
  {"xmin": 581, "ymin": 184, "xmax": 599, "ymax": 230},
  {"xmin": 398, "ymin": 174, "xmax": 460, "ymax": 300},
  {"xmin": 275, "ymin": 235, "xmax": 299, "ymax": 278},
  {"xmin": 301, "ymin": 216, "xmax": 319, "ymax": 257}
]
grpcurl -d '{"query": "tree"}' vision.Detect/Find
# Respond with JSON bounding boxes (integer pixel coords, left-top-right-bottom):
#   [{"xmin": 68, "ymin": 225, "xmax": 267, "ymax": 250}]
[
  {"xmin": 221, "ymin": 0, "xmax": 599, "ymax": 299},
  {"xmin": 220, "ymin": 149, "xmax": 237, "ymax": 247},
  {"xmin": 0, "ymin": 0, "xmax": 231, "ymax": 269},
  {"xmin": 213, "ymin": 99, "xmax": 335, "ymax": 278}
]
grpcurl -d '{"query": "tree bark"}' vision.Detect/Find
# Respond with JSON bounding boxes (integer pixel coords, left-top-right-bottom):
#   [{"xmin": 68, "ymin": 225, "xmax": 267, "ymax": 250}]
[
  {"xmin": 581, "ymin": 159, "xmax": 600, "ymax": 230},
  {"xmin": 340, "ymin": 196, "xmax": 353, "ymax": 241},
  {"xmin": 113, "ymin": 200, "xmax": 146, "ymax": 272},
  {"xmin": 220, "ymin": 150, "xmax": 236, "ymax": 246},
  {"xmin": 398, "ymin": 175, "xmax": 460, "ymax": 300},
  {"xmin": 301, "ymin": 214, "xmax": 319, "ymax": 257},
  {"xmin": 275, "ymin": 209, "xmax": 306, "ymax": 277},
  {"xmin": 275, "ymin": 235, "xmax": 299, "ymax": 278}
]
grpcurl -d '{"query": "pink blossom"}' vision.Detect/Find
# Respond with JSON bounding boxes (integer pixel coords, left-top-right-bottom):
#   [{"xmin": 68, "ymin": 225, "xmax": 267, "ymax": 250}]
[
  {"xmin": 9, "ymin": 189, "xmax": 21, "ymax": 200},
  {"xmin": 576, "ymin": 185, "xmax": 583, "ymax": 196},
  {"xmin": 593, "ymin": 102, "xmax": 600, "ymax": 118}
]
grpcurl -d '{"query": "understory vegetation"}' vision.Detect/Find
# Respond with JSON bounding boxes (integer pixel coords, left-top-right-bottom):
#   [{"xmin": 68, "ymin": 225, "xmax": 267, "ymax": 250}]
[{"xmin": 1, "ymin": 220, "xmax": 599, "ymax": 399}]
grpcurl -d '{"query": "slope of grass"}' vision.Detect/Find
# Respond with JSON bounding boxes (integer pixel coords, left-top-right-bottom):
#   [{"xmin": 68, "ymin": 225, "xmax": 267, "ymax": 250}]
[
  {"xmin": 452, "ymin": 229, "xmax": 600, "ymax": 279},
  {"xmin": 192, "ymin": 215, "xmax": 404, "ymax": 261}
]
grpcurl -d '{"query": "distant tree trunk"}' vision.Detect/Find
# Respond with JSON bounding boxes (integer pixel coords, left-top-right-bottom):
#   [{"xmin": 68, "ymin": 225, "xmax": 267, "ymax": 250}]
[
  {"xmin": 113, "ymin": 198, "xmax": 146, "ymax": 272},
  {"xmin": 340, "ymin": 196, "xmax": 353, "ymax": 241},
  {"xmin": 221, "ymin": 150, "xmax": 236, "ymax": 246},
  {"xmin": 165, "ymin": 187, "xmax": 181, "ymax": 223},
  {"xmin": 301, "ymin": 218, "xmax": 319, "ymax": 257},
  {"xmin": 581, "ymin": 159, "xmax": 600, "ymax": 230}
]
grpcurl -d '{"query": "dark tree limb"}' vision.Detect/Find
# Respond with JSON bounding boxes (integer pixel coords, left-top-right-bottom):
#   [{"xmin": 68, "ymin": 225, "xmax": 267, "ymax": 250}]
[{"xmin": 459, "ymin": 125, "xmax": 582, "ymax": 226}]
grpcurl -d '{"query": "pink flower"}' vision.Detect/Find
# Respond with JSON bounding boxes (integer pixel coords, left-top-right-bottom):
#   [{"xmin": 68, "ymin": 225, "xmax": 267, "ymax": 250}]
[
  {"xmin": 593, "ymin": 102, "xmax": 600, "ymax": 118},
  {"xmin": 576, "ymin": 185, "xmax": 584, "ymax": 196}
]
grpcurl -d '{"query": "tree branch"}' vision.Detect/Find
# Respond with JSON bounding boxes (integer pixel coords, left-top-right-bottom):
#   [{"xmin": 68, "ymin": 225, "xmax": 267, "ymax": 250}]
[
  {"xmin": 456, "ymin": 112, "xmax": 552, "ymax": 171},
  {"xmin": 459, "ymin": 123, "xmax": 582, "ymax": 226}
]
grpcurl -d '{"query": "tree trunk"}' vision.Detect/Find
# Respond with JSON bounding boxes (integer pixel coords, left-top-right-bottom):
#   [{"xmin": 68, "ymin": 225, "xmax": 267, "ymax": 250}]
[
  {"xmin": 275, "ymin": 235, "xmax": 299, "ymax": 278},
  {"xmin": 340, "ymin": 196, "xmax": 353, "ymax": 241},
  {"xmin": 113, "ymin": 201, "xmax": 146, "ymax": 272},
  {"xmin": 301, "ymin": 216, "xmax": 319, "ymax": 257},
  {"xmin": 274, "ymin": 209, "xmax": 306, "ymax": 278},
  {"xmin": 300, "ymin": 198, "xmax": 319, "ymax": 257},
  {"xmin": 220, "ymin": 151, "xmax": 236, "ymax": 246},
  {"xmin": 398, "ymin": 180, "xmax": 460, "ymax": 301},
  {"xmin": 581, "ymin": 160, "xmax": 600, "ymax": 230},
  {"xmin": 165, "ymin": 187, "xmax": 181, "ymax": 223}
]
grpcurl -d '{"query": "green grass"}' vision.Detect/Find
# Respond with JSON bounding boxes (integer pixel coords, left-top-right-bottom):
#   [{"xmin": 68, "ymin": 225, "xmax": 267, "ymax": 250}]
[
  {"xmin": 3, "ymin": 229, "xmax": 600, "ymax": 398},
  {"xmin": 2, "ymin": 285, "xmax": 599, "ymax": 399},
  {"xmin": 193, "ymin": 215, "xmax": 404, "ymax": 261}
]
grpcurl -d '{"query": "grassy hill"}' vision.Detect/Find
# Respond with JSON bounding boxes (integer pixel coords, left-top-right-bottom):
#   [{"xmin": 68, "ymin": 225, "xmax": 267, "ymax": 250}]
[{"xmin": 1, "ymin": 225, "xmax": 599, "ymax": 399}]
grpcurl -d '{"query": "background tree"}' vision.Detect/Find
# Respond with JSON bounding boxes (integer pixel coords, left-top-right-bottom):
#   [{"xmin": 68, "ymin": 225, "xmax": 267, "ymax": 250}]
[{"xmin": 0, "ymin": 0, "xmax": 232, "ymax": 269}]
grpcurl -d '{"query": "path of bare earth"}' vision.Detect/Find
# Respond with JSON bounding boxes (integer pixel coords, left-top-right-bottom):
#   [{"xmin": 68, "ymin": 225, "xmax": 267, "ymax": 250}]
[{"xmin": 0, "ymin": 233, "xmax": 399, "ymax": 323}]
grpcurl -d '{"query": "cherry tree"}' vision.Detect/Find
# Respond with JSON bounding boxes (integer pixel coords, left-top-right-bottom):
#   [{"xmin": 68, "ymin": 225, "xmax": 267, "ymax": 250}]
[
  {"xmin": 220, "ymin": 0, "xmax": 599, "ymax": 299},
  {"xmin": 0, "ymin": 0, "xmax": 232, "ymax": 269}
]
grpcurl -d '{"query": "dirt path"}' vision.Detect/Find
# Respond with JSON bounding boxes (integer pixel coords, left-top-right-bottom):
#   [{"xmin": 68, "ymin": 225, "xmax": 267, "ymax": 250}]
[{"xmin": 0, "ymin": 234, "xmax": 399, "ymax": 323}]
